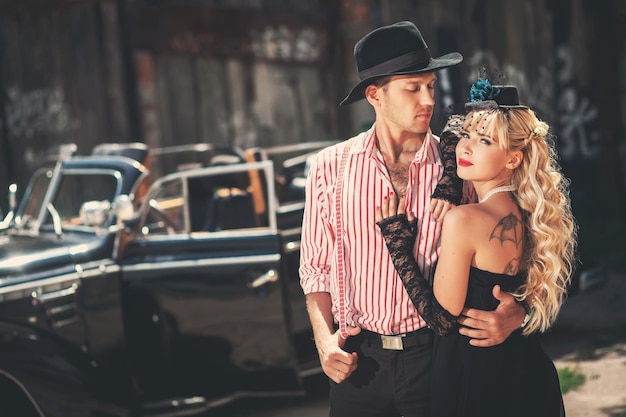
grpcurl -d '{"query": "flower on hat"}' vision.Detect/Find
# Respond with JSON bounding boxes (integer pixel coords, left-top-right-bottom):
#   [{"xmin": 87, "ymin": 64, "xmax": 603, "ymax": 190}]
[
  {"xmin": 467, "ymin": 79, "xmax": 501, "ymax": 103},
  {"xmin": 533, "ymin": 123, "xmax": 548, "ymax": 137}
]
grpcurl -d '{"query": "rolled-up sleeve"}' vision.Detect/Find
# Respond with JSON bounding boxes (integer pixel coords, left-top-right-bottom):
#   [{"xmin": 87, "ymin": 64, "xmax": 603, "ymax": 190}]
[{"xmin": 299, "ymin": 150, "xmax": 334, "ymax": 295}]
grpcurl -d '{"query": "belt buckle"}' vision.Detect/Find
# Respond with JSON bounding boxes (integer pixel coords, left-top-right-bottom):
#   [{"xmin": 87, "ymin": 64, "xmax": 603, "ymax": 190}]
[{"xmin": 381, "ymin": 335, "xmax": 403, "ymax": 350}]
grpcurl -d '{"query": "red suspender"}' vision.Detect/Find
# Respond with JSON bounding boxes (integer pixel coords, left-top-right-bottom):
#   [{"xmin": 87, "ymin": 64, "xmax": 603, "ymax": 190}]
[{"xmin": 335, "ymin": 140, "xmax": 352, "ymax": 339}]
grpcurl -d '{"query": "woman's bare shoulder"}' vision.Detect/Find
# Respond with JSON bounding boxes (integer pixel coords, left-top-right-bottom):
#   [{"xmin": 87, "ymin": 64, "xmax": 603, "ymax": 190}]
[
  {"xmin": 442, "ymin": 204, "xmax": 496, "ymax": 239},
  {"xmin": 445, "ymin": 203, "xmax": 491, "ymax": 226}
]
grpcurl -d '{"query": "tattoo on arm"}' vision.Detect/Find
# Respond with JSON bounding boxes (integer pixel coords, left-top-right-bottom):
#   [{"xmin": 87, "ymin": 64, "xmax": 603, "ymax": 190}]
[{"xmin": 489, "ymin": 213, "xmax": 522, "ymax": 247}]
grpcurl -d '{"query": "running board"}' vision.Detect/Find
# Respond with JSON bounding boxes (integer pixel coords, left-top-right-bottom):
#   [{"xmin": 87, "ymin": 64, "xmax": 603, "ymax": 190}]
[{"xmin": 140, "ymin": 390, "xmax": 307, "ymax": 417}]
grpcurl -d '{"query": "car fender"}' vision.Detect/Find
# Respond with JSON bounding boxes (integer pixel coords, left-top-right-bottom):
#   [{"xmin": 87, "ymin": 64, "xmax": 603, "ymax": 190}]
[{"xmin": 0, "ymin": 321, "xmax": 129, "ymax": 417}]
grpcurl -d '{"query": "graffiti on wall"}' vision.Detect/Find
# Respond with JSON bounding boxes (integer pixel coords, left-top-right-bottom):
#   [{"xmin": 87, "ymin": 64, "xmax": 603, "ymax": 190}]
[
  {"xmin": 167, "ymin": 25, "xmax": 324, "ymax": 64},
  {"xmin": 459, "ymin": 49, "xmax": 600, "ymax": 161},
  {"xmin": 250, "ymin": 26, "xmax": 322, "ymax": 63},
  {"xmin": 1, "ymin": 87, "xmax": 80, "ymax": 139},
  {"xmin": 554, "ymin": 46, "xmax": 600, "ymax": 160}
]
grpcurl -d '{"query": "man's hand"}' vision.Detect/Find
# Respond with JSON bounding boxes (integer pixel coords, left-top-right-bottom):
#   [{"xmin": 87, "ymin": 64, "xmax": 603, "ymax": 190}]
[
  {"xmin": 317, "ymin": 325, "xmax": 361, "ymax": 383},
  {"xmin": 457, "ymin": 285, "xmax": 525, "ymax": 347},
  {"xmin": 429, "ymin": 198, "xmax": 455, "ymax": 222}
]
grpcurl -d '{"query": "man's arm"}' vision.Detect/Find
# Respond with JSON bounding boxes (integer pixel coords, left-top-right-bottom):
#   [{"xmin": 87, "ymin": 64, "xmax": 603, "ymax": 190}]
[
  {"xmin": 306, "ymin": 292, "xmax": 359, "ymax": 383},
  {"xmin": 457, "ymin": 285, "xmax": 525, "ymax": 347}
]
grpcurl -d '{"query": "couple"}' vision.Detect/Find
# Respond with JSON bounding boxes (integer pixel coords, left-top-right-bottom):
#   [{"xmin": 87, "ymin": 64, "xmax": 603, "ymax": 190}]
[{"xmin": 299, "ymin": 21, "xmax": 575, "ymax": 417}]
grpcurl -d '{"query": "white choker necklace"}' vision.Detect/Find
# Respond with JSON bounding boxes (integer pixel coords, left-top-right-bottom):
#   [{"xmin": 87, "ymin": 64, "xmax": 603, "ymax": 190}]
[{"xmin": 479, "ymin": 185, "xmax": 516, "ymax": 203}]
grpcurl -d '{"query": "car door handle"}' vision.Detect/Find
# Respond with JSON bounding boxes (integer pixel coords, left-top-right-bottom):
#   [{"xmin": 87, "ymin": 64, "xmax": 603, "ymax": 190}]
[
  {"xmin": 249, "ymin": 269, "xmax": 279, "ymax": 288},
  {"xmin": 34, "ymin": 283, "xmax": 79, "ymax": 303}
]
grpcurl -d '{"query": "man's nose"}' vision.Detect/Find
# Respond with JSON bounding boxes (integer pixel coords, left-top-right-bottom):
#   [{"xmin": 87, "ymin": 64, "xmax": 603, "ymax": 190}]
[{"xmin": 419, "ymin": 91, "xmax": 435, "ymax": 106}]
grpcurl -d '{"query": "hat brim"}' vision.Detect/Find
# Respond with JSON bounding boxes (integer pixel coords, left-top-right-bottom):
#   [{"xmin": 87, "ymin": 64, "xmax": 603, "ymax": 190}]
[
  {"xmin": 465, "ymin": 101, "xmax": 529, "ymax": 111},
  {"xmin": 340, "ymin": 52, "xmax": 463, "ymax": 106}
]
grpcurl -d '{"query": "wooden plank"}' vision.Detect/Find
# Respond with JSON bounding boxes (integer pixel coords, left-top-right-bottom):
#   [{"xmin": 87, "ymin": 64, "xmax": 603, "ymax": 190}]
[
  {"xmin": 131, "ymin": 6, "xmax": 329, "ymax": 65},
  {"xmin": 99, "ymin": 1, "xmax": 131, "ymax": 140},
  {"xmin": 193, "ymin": 58, "xmax": 232, "ymax": 148}
]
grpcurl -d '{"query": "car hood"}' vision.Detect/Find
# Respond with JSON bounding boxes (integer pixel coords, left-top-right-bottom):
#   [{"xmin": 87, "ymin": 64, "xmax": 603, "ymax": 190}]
[{"xmin": 0, "ymin": 232, "xmax": 113, "ymax": 282}]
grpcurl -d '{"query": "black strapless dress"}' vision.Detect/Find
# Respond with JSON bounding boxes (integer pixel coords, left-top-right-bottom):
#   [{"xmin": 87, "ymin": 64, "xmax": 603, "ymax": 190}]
[
  {"xmin": 377, "ymin": 215, "xmax": 566, "ymax": 417},
  {"xmin": 431, "ymin": 267, "xmax": 565, "ymax": 417}
]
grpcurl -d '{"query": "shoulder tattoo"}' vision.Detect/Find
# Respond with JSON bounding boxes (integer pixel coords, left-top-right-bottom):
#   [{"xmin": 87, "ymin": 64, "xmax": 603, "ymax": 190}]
[{"xmin": 489, "ymin": 213, "xmax": 522, "ymax": 247}]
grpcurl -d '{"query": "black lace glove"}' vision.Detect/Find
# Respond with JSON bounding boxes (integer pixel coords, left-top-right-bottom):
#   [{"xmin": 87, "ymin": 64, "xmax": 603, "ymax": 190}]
[
  {"xmin": 431, "ymin": 115, "xmax": 465, "ymax": 206},
  {"xmin": 377, "ymin": 214, "xmax": 458, "ymax": 336}
]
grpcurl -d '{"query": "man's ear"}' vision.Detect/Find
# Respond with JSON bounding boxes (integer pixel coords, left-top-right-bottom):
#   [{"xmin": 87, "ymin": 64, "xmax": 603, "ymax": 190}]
[
  {"xmin": 365, "ymin": 84, "xmax": 381, "ymax": 106},
  {"xmin": 506, "ymin": 150, "xmax": 523, "ymax": 169}
]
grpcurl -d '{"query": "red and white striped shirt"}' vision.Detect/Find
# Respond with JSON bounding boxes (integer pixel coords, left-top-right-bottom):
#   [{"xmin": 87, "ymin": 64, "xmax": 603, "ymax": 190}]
[{"xmin": 299, "ymin": 124, "xmax": 445, "ymax": 335}]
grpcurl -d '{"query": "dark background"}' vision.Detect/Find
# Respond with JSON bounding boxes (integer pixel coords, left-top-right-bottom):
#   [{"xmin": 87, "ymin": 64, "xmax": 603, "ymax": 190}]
[{"xmin": 1, "ymin": 0, "xmax": 624, "ymax": 267}]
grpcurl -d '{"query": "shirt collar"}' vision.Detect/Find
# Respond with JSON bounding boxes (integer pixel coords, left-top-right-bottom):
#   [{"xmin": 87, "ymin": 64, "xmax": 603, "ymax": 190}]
[{"xmin": 354, "ymin": 123, "xmax": 439, "ymax": 164}]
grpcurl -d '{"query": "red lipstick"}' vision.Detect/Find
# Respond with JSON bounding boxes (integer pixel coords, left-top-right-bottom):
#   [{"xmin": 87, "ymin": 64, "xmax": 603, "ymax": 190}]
[{"xmin": 457, "ymin": 158, "xmax": 473, "ymax": 167}]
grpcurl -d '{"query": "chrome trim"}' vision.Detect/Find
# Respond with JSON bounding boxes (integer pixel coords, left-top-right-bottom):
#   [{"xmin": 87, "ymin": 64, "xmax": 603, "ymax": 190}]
[
  {"xmin": 283, "ymin": 240, "xmax": 301, "ymax": 254},
  {"xmin": 262, "ymin": 140, "xmax": 336, "ymax": 156},
  {"xmin": 277, "ymin": 201, "xmax": 305, "ymax": 214},
  {"xmin": 188, "ymin": 228, "xmax": 279, "ymax": 239},
  {"xmin": 578, "ymin": 266, "xmax": 607, "ymax": 293},
  {"xmin": 140, "ymin": 390, "xmax": 306, "ymax": 416},
  {"xmin": 249, "ymin": 269, "xmax": 279, "ymax": 288},
  {"xmin": 36, "ymin": 283, "xmax": 78, "ymax": 303},
  {"xmin": 151, "ymin": 143, "xmax": 212, "ymax": 156},
  {"xmin": 0, "ymin": 370, "xmax": 45, "ymax": 417},
  {"xmin": 0, "ymin": 275, "xmax": 80, "ymax": 297},
  {"xmin": 0, "ymin": 264, "xmax": 117, "ymax": 301},
  {"xmin": 298, "ymin": 365, "xmax": 323, "ymax": 378},
  {"xmin": 122, "ymin": 253, "xmax": 281, "ymax": 273}
]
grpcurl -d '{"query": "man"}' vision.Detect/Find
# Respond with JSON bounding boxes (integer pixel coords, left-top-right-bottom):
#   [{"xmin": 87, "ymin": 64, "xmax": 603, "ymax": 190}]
[{"xmin": 299, "ymin": 21, "xmax": 526, "ymax": 417}]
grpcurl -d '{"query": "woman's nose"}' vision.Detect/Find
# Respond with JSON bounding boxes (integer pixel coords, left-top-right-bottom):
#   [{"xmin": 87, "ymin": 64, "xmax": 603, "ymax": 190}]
[{"xmin": 457, "ymin": 138, "xmax": 470, "ymax": 154}]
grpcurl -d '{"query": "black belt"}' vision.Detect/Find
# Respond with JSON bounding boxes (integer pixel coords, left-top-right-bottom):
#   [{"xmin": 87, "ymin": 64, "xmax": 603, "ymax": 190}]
[{"xmin": 362, "ymin": 327, "xmax": 434, "ymax": 350}]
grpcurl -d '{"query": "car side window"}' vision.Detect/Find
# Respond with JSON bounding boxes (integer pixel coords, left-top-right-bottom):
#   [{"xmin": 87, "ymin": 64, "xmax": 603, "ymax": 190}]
[
  {"xmin": 140, "ymin": 164, "xmax": 273, "ymax": 236},
  {"xmin": 141, "ymin": 178, "xmax": 185, "ymax": 235},
  {"xmin": 187, "ymin": 171, "xmax": 260, "ymax": 233}
]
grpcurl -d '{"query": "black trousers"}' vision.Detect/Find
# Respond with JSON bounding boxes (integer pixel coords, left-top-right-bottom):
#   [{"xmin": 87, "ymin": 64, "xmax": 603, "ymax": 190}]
[{"xmin": 329, "ymin": 328, "xmax": 434, "ymax": 417}]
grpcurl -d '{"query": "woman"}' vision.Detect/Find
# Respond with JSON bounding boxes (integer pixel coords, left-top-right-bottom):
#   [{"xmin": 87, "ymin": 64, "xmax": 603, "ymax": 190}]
[{"xmin": 376, "ymin": 80, "xmax": 576, "ymax": 417}]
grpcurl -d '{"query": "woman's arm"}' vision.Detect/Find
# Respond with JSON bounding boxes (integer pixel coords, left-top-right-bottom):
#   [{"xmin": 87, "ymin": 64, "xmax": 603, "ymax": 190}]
[
  {"xmin": 432, "ymin": 208, "xmax": 473, "ymax": 316},
  {"xmin": 376, "ymin": 195, "xmax": 459, "ymax": 336}
]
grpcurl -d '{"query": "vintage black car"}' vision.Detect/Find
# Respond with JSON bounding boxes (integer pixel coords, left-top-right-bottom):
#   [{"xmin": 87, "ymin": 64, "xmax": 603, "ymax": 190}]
[
  {"xmin": 0, "ymin": 141, "xmax": 332, "ymax": 417},
  {"xmin": 0, "ymin": 141, "xmax": 606, "ymax": 417}
]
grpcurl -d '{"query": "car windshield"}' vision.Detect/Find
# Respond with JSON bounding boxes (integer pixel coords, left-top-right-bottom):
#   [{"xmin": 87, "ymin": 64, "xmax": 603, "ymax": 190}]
[
  {"xmin": 16, "ymin": 169, "xmax": 120, "ymax": 232},
  {"xmin": 18, "ymin": 169, "xmax": 53, "ymax": 229}
]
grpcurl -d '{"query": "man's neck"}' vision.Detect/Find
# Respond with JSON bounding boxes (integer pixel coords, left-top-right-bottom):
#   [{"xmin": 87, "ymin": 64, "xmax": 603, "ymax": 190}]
[{"xmin": 375, "ymin": 127, "xmax": 427, "ymax": 163}]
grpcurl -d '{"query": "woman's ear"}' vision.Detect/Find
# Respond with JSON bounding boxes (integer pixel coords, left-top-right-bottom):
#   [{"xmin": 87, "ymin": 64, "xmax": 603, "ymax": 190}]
[{"xmin": 506, "ymin": 150, "xmax": 523, "ymax": 169}]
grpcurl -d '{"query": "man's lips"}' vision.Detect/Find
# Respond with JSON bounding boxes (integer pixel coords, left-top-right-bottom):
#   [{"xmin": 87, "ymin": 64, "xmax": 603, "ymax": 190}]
[{"xmin": 457, "ymin": 158, "xmax": 473, "ymax": 167}]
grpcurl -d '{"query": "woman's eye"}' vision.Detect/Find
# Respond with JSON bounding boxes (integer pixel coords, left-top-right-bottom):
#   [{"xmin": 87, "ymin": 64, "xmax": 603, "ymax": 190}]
[{"xmin": 460, "ymin": 132, "xmax": 470, "ymax": 139}]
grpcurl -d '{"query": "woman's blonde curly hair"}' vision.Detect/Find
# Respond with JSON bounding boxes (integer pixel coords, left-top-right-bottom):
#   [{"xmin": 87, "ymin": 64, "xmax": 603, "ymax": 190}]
[{"xmin": 464, "ymin": 109, "xmax": 577, "ymax": 335}]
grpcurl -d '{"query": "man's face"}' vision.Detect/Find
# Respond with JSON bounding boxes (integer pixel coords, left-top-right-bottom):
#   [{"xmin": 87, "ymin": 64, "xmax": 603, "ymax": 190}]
[{"xmin": 377, "ymin": 73, "xmax": 437, "ymax": 135}]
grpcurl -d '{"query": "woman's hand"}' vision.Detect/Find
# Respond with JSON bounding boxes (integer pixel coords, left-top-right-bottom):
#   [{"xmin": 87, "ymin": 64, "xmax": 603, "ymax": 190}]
[
  {"xmin": 429, "ymin": 198, "xmax": 455, "ymax": 222},
  {"xmin": 376, "ymin": 193, "xmax": 414, "ymax": 222}
]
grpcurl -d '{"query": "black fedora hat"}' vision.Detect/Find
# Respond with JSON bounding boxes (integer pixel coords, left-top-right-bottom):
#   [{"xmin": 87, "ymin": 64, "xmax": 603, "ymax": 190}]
[
  {"xmin": 464, "ymin": 80, "xmax": 529, "ymax": 110},
  {"xmin": 340, "ymin": 21, "xmax": 463, "ymax": 106}
]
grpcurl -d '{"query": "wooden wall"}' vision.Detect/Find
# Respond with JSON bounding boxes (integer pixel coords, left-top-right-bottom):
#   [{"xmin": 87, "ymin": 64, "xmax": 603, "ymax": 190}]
[
  {"xmin": 130, "ymin": 4, "xmax": 340, "ymax": 151},
  {"xmin": 0, "ymin": 0, "xmax": 624, "ymax": 256},
  {"xmin": 0, "ymin": 1, "xmax": 136, "ymax": 193}
]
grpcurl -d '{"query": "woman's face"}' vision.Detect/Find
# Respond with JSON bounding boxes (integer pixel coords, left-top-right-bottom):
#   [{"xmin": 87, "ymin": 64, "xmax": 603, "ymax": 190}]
[{"xmin": 455, "ymin": 122, "xmax": 514, "ymax": 183}]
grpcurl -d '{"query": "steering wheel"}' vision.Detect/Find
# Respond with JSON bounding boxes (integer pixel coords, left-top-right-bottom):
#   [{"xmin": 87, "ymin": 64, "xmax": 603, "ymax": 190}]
[{"xmin": 147, "ymin": 200, "xmax": 181, "ymax": 233}]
